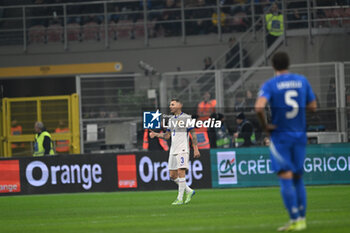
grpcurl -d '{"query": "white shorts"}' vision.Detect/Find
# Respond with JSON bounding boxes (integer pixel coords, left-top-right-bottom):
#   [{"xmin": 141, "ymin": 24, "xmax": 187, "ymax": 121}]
[{"xmin": 168, "ymin": 153, "xmax": 189, "ymax": 170}]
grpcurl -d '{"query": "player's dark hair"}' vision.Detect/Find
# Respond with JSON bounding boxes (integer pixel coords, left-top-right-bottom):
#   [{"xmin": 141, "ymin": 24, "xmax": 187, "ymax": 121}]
[
  {"xmin": 170, "ymin": 98, "xmax": 182, "ymax": 104},
  {"xmin": 271, "ymin": 51, "xmax": 290, "ymax": 71}
]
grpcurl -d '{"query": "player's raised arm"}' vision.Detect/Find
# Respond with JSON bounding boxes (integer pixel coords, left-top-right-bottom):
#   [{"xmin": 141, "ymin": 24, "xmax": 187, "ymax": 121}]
[
  {"xmin": 149, "ymin": 130, "xmax": 171, "ymax": 140},
  {"xmin": 189, "ymin": 129, "xmax": 200, "ymax": 158}
]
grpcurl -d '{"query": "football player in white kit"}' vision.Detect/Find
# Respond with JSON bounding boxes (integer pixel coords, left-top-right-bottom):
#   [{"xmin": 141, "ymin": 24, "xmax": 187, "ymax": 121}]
[{"xmin": 150, "ymin": 98, "xmax": 200, "ymax": 205}]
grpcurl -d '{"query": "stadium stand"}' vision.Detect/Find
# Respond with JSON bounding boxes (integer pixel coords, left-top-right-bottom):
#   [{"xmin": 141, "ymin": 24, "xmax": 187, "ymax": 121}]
[
  {"xmin": 0, "ymin": 0, "xmax": 349, "ymax": 153},
  {"xmin": 1, "ymin": 0, "xmax": 349, "ymax": 46}
]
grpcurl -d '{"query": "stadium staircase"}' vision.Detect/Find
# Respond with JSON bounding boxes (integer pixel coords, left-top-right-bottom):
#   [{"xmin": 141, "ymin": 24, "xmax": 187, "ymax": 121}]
[{"xmin": 174, "ymin": 5, "xmax": 284, "ymax": 103}]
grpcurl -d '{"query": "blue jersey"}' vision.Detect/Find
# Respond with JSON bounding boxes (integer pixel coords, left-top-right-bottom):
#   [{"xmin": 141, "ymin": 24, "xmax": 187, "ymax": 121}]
[{"xmin": 259, "ymin": 73, "xmax": 316, "ymax": 141}]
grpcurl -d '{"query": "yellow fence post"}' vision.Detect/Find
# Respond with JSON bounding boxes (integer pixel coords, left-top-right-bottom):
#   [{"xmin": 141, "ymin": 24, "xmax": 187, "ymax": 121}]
[
  {"xmin": 1, "ymin": 98, "xmax": 8, "ymax": 157},
  {"xmin": 1, "ymin": 94, "xmax": 81, "ymax": 157},
  {"xmin": 71, "ymin": 94, "xmax": 80, "ymax": 154},
  {"xmin": 6, "ymin": 98, "xmax": 11, "ymax": 157}
]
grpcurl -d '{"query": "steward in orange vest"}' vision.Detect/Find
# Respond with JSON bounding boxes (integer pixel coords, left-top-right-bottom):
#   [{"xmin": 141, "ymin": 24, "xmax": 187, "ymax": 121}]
[
  {"xmin": 11, "ymin": 120, "xmax": 24, "ymax": 149},
  {"xmin": 197, "ymin": 92, "xmax": 216, "ymax": 121},
  {"xmin": 55, "ymin": 121, "xmax": 70, "ymax": 153},
  {"xmin": 189, "ymin": 127, "xmax": 210, "ymax": 149},
  {"xmin": 143, "ymin": 129, "xmax": 169, "ymax": 151}
]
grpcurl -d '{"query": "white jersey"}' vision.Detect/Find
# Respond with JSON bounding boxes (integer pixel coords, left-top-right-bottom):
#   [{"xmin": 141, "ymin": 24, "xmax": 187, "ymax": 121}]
[{"xmin": 167, "ymin": 112, "xmax": 194, "ymax": 155}]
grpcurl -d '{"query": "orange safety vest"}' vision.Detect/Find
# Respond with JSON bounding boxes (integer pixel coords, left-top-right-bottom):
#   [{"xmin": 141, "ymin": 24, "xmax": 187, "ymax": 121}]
[
  {"xmin": 11, "ymin": 125, "xmax": 24, "ymax": 149},
  {"xmin": 55, "ymin": 127, "xmax": 70, "ymax": 152},
  {"xmin": 143, "ymin": 129, "xmax": 169, "ymax": 151},
  {"xmin": 189, "ymin": 127, "xmax": 210, "ymax": 149},
  {"xmin": 197, "ymin": 99, "xmax": 217, "ymax": 121}
]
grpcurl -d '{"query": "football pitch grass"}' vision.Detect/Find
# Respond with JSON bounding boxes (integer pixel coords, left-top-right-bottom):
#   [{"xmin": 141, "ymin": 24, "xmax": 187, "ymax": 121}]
[{"xmin": 1, "ymin": 185, "xmax": 349, "ymax": 233}]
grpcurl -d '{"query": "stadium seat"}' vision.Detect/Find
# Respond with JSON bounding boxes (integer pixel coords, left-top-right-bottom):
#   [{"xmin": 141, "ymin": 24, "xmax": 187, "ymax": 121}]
[
  {"xmin": 116, "ymin": 20, "xmax": 133, "ymax": 39},
  {"xmin": 82, "ymin": 22, "xmax": 100, "ymax": 41},
  {"xmin": 134, "ymin": 20, "xmax": 145, "ymax": 38},
  {"xmin": 228, "ymin": 12, "xmax": 248, "ymax": 32},
  {"xmin": 333, "ymin": 8, "xmax": 345, "ymax": 26},
  {"xmin": 28, "ymin": 25, "xmax": 46, "ymax": 44},
  {"xmin": 324, "ymin": 9, "xmax": 338, "ymax": 27},
  {"xmin": 99, "ymin": 21, "xmax": 117, "ymax": 41},
  {"xmin": 47, "ymin": 23, "xmax": 63, "ymax": 43},
  {"xmin": 67, "ymin": 23, "xmax": 81, "ymax": 41},
  {"xmin": 343, "ymin": 7, "xmax": 350, "ymax": 26},
  {"xmin": 133, "ymin": 20, "xmax": 156, "ymax": 38}
]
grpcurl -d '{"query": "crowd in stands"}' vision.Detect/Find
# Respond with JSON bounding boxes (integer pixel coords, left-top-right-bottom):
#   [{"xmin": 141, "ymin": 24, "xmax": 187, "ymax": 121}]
[{"xmin": 0, "ymin": 0, "xmax": 349, "ymax": 44}]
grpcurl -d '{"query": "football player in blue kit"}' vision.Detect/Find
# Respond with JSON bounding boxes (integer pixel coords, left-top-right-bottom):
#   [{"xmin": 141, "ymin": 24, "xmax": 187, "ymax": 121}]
[{"xmin": 255, "ymin": 52, "xmax": 317, "ymax": 231}]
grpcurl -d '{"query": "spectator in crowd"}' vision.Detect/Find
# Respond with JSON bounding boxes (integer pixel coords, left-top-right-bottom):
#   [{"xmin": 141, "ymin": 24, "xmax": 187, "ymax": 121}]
[
  {"xmin": 212, "ymin": 10, "xmax": 227, "ymax": 32},
  {"xmin": 186, "ymin": 0, "xmax": 213, "ymax": 35},
  {"xmin": 327, "ymin": 78, "xmax": 336, "ymax": 108},
  {"xmin": 173, "ymin": 77, "xmax": 190, "ymax": 93},
  {"xmin": 30, "ymin": 0, "xmax": 49, "ymax": 27},
  {"xmin": 109, "ymin": 5, "xmax": 120, "ymax": 23},
  {"xmin": 47, "ymin": 0, "xmax": 63, "ymax": 25},
  {"xmin": 203, "ymin": 56, "xmax": 215, "ymax": 70},
  {"xmin": 33, "ymin": 121, "xmax": 55, "ymax": 156},
  {"xmin": 265, "ymin": 3, "xmax": 284, "ymax": 47},
  {"xmin": 287, "ymin": 1, "xmax": 307, "ymax": 29},
  {"xmin": 225, "ymin": 37, "xmax": 240, "ymax": 69},
  {"xmin": 229, "ymin": 0, "xmax": 250, "ymax": 32},
  {"xmin": 197, "ymin": 91, "xmax": 217, "ymax": 121},
  {"xmin": 161, "ymin": 0, "xmax": 181, "ymax": 36},
  {"xmin": 55, "ymin": 120, "xmax": 70, "ymax": 154},
  {"xmin": 67, "ymin": 1, "xmax": 82, "ymax": 24},
  {"xmin": 81, "ymin": 1, "xmax": 103, "ymax": 24},
  {"xmin": 233, "ymin": 112, "xmax": 256, "ymax": 147},
  {"xmin": 245, "ymin": 90, "xmax": 255, "ymax": 112},
  {"xmin": 234, "ymin": 91, "xmax": 246, "ymax": 112},
  {"xmin": 215, "ymin": 113, "xmax": 231, "ymax": 148},
  {"xmin": 316, "ymin": 0, "xmax": 341, "ymax": 6},
  {"xmin": 198, "ymin": 58, "xmax": 215, "ymax": 92}
]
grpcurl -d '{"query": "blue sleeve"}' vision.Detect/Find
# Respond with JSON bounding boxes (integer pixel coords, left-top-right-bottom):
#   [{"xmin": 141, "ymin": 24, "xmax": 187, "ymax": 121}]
[
  {"xmin": 305, "ymin": 79, "xmax": 316, "ymax": 104},
  {"xmin": 258, "ymin": 81, "xmax": 272, "ymax": 101},
  {"xmin": 187, "ymin": 127, "xmax": 194, "ymax": 132}
]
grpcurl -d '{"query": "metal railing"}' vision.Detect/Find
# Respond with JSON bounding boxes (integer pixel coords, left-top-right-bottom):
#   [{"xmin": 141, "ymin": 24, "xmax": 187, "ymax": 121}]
[
  {"xmin": 76, "ymin": 73, "xmax": 155, "ymax": 153},
  {"xmin": 163, "ymin": 0, "xmax": 350, "ymax": 104},
  {"xmin": 161, "ymin": 62, "xmax": 349, "ymax": 144},
  {"xmin": 1, "ymin": 0, "xmax": 348, "ymax": 51}
]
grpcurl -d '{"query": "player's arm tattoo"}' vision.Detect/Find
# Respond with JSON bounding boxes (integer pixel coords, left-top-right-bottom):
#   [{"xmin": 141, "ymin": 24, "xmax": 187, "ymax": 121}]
[{"xmin": 190, "ymin": 129, "xmax": 198, "ymax": 147}]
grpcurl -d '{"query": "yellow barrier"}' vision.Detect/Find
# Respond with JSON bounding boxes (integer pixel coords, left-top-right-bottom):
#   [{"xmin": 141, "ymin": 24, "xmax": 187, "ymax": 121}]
[
  {"xmin": 1, "ymin": 94, "xmax": 80, "ymax": 157},
  {"xmin": 0, "ymin": 62, "xmax": 123, "ymax": 78}
]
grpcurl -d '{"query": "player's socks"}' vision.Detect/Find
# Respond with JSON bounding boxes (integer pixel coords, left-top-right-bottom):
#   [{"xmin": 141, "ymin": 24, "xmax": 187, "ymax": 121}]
[
  {"xmin": 279, "ymin": 178, "xmax": 299, "ymax": 221},
  {"xmin": 293, "ymin": 177, "xmax": 307, "ymax": 218},
  {"xmin": 177, "ymin": 177, "xmax": 186, "ymax": 201},
  {"xmin": 185, "ymin": 185, "xmax": 193, "ymax": 194},
  {"xmin": 173, "ymin": 177, "xmax": 192, "ymax": 194},
  {"xmin": 172, "ymin": 178, "xmax": 179, "ymax": 185}
]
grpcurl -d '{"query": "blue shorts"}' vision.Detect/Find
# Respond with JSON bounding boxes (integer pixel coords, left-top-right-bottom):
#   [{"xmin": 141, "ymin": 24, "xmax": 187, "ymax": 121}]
[{"xmin": 269, "ymin": 137, "xmax": 306, "ymax": 175}]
